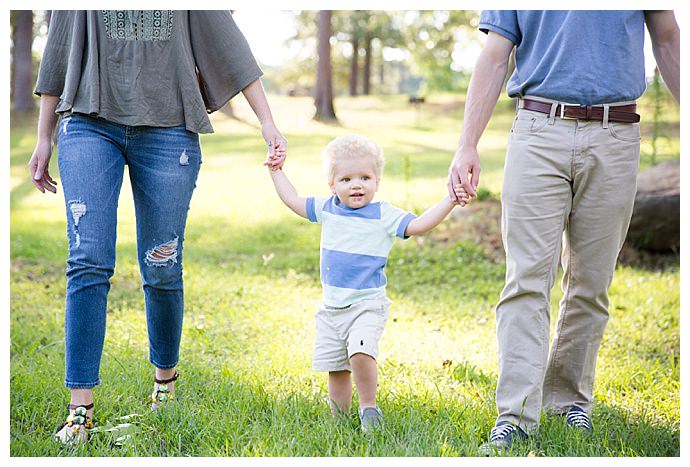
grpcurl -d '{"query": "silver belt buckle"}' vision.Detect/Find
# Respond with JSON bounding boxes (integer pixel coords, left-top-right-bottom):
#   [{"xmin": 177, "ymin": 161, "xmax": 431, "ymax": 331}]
[{"xmin": 560, "ymin": 104, "xmax": 580, "ymax": 120}]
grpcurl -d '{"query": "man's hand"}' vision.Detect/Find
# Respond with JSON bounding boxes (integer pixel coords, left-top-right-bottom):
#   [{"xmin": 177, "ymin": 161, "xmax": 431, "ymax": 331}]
[{"xmin": 447, "ymin": 146, "xmax": 480, "ymax": 205}]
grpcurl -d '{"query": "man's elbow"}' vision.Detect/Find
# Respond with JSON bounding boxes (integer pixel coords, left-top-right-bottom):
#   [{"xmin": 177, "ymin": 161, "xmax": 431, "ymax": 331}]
[
  {"xmin": 648, "ymin": 11, "xmax": 680, "ymax": 47},
  {"xmin": 483, "ymin": 32, "xmax": 514, "ymax": 67}
]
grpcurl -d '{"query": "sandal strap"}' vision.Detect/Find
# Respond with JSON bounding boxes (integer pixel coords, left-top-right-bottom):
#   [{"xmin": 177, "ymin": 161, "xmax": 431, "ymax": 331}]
[
  {"xmin": 67, "ymin": 402, "xmax": 94, "ymax": 411},
  {"xmin": 60, "ymin": 404, "xmax": 94, "ymax": 431},
  {"xmin": 154, "ymin": 370, "xmax": 179, "ymax": 385}
]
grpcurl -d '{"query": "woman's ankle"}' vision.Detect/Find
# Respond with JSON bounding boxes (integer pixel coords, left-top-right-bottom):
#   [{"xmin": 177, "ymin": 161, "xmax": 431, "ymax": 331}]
[
  {"xmin": 69, "ymin": 389, "xmax": 94, "ymax": 418},
  {"xmin": 155, "ymin": 367, "xmax": 177, "ymax": 381}
]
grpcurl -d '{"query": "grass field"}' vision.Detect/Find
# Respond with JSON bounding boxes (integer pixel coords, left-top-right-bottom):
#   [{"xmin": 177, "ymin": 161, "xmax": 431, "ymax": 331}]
[{"xmin": 9, "ymin": 92, "xmax": 680, "ymax": 456}]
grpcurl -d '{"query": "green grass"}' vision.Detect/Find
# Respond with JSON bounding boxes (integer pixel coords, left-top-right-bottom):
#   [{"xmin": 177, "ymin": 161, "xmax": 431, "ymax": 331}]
[{"xmin": 9, "ymin": 92, "xmax": 679, "ymax": 456}]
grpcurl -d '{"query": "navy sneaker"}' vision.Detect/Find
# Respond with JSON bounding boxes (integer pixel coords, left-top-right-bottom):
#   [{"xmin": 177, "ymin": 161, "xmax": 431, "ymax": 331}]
[
  {"xmin": 565, "ymin": 405, "xmax": 593, "ymax": 434},
  {"xmin": 479, "ymin": 421, "xmax": 527, "ymax": 456}
]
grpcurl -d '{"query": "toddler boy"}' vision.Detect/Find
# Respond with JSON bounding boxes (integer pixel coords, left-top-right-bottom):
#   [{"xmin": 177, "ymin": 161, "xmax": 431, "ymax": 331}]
[{"xmin": 266, "ymin": 134, "xmax": 467, "ymax": 432}]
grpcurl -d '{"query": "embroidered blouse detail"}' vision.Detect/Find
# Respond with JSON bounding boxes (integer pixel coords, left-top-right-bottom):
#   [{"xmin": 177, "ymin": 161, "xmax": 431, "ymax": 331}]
[{"xmin": 102, "ymin": 10, "xmax": 174, "ymax": 41}]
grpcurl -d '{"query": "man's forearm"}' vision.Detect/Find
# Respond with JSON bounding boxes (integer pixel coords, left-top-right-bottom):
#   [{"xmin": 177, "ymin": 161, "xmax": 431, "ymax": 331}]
[
  {"xmin": 653, "ymin": 38, "xmax": 680, "ymax": 103},
  {"xmin": 646, "ymin": 10, "xmax": 680, "ymax": 103},
  {"xmin": 459, "ymin": 34, "xmax": 512, "ymax": 151}
]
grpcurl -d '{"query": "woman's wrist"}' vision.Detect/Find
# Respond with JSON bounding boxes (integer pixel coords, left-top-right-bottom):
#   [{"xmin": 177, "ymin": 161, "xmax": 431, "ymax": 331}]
[
  {"xmin": 36, "ymin": 135, "xmax": 53, "ymax": 145},
  {"xmin": 260, "ymin": 118, "xmax": 277, "ymax": 128}
]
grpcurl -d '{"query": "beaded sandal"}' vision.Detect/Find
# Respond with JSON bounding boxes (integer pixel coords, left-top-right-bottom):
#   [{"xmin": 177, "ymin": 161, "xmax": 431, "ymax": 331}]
[
  {"xmin": 151, "ymin": 371, "xmax": 178, "ymax": 410},
  {"xmin": 55, "ymin": 402, "xmax": 94, "ymax": 445}
]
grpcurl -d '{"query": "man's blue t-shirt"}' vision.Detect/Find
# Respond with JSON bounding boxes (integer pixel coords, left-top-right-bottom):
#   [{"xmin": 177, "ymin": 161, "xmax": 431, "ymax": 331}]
[{"xmin": 479, "ymin": 10, "xmax": 647, "ymax": 105}]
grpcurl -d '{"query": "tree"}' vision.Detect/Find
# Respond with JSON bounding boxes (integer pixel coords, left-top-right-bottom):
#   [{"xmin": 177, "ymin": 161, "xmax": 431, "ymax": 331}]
[
  {"xmin": 314, "ymin": 10, "xmax": 337, "ymax": 121},
  {"xmin": 402, "ymin": 10, "xmax": 477, "ymax": 92},
  {"xmin": 349, "ymin": 35, "xmax": 359, "ymax": 96},
  {"xmin": 340, "ymin": 11, "xmax": 401, "ymax": 96},
  {"xmin": 362, "ymin": 32, "xmax": 372, "ymax": 95},
  {"xmin": 341, "ymin": 10, "xmax": 371, "ymax": 96},
  {"xmin": 11, "ymin": 10, "xmax": 36, "ymax": 113}
]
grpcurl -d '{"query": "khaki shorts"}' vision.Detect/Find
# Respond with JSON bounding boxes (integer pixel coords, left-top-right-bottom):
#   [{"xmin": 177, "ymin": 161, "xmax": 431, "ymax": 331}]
[{"xmin": 312, "ymin": 297, "xmax": 391, "ymax": 372}]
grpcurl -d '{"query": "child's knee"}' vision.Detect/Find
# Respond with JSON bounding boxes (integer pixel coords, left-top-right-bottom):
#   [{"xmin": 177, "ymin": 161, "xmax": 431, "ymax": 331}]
[{"xmin": 350, "ymin": 352, "xmax": 376, "ymax": 363}]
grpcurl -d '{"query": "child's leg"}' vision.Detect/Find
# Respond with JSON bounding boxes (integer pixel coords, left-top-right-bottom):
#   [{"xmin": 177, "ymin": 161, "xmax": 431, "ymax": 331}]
[
  {"xmin": 328, "ymin": 370, "xmax": 352, "ymax": 415},
  {"xmin": 351, "ymin": 353, "xmax": 377, "ymax": 408}
]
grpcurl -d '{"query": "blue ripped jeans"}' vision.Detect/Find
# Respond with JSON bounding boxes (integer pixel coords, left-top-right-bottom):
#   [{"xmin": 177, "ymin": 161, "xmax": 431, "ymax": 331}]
[{"xmin": 57, "ymin": 114, "xmax": 201, "ymax": 389}]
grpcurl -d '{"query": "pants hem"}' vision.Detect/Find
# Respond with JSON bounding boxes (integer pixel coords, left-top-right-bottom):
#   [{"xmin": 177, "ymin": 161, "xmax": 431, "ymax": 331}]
[{"xmin": 65, "ymin": 378, "xmax": 101, "ymax": 389}]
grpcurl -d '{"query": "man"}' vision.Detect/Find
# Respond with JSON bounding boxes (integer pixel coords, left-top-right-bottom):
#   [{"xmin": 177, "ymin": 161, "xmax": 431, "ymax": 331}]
[{"xmin": 447, "ymin": 11, "xmax": 679, "ymax": 453}]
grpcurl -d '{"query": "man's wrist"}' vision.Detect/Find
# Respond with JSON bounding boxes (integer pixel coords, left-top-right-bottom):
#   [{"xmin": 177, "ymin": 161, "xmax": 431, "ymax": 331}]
[{"xmin": 457, "ymin": 141, "xmax": 478, "ymax": 153}]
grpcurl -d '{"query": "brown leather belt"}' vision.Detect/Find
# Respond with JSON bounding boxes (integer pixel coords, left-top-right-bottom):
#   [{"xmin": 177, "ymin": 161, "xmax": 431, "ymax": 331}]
[{"xmin": 521, "ymin": 98, "xmax": 640, "ymax": 123}]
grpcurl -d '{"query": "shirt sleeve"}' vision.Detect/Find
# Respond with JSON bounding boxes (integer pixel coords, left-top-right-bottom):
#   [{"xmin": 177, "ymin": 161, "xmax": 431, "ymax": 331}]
[
  {"xmin": 380, "ymin": 202, "xmax": 416, "ymax": 240},
  {"xmin": 478, "ymin": 10, "xmax": 521, "ymax": 46},
  {"xmin": 34, "ymin": 10, "xmax": 78, "ymax": 97},
  {"xmin": 189, "ymin": 10, "xmax": 264, "ymax": 113},
  {"xmin": 306, "ymin": 196, "xmax": 327, "ymax": 224}
]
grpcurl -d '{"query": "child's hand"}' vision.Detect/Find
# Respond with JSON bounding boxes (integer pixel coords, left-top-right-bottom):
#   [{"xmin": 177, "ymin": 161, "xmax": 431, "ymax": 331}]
[
  {"xmin": 263, "ymin": 142, "xmax": 287, "ymax": 171},
  {"xmin": 453, "ymin": 183, "xmax": 470, "ymax": 207}
]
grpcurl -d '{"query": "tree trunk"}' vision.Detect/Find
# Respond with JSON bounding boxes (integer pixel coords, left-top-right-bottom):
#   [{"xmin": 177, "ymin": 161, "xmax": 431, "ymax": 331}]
[
  {"xmin": 314, "ymin": 10, "xmax": 337, "ymax": 121},
  {"xmin": 349, "ymin": 37, "xmax": 359, "ymax": 96},
  {"xmin": 379, "ymin": 54, "xmax": 385, "ymax": 88},
  {"xmin": 12, "ymin": 10, "xmax": 35, "ymax": 113},
  {"xmin": 362, "ymin": 34, "xmax": 372, "ymax": 95}
]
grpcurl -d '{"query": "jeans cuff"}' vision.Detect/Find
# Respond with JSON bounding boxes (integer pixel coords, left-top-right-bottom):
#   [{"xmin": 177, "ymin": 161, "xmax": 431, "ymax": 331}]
[
  {"xmin": 65, "ymin": 378, "xmax": 100, "ymax": 389},
  {"xmin": 150, "ymin": 360, "xmax": 178, "ymax": 370}
]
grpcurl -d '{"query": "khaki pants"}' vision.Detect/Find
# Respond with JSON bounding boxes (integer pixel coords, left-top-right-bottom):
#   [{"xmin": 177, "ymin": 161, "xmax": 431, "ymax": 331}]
[{"xmin": 495, "ymin": 97, "xmax": 641, "ymax": 432}]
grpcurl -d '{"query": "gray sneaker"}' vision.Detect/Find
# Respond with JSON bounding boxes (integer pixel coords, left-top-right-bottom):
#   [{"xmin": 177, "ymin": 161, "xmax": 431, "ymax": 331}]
[
  {"xmin": 565, "ymin": 405, "xmax": 593, "ymax": 434},
  {"xmin": 479, "ymin": 421, "xmax": 527, "ymax": 456},
  {"xmin": 358, "ymin": 406, "xmax": 384, "ymax": 433}
]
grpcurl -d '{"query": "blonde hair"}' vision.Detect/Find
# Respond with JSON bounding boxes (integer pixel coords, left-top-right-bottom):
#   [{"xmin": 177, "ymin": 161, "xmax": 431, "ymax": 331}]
[{"xmin": 323, "ymin": 134, "xmax": 384, "ymax": 181}]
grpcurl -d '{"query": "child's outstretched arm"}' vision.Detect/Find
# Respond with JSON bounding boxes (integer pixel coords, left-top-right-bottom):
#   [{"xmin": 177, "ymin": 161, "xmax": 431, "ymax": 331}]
[
  {"xmin": 404, "ymin": 196, "xmax": 455, "ymax": 236},
  {"xmin": 269, "ymin": 168, "xmax": 308, "ymax": 219},
  {"xmin": 404, "ymin": 186, "xmax": 468, "ymax": 236}
]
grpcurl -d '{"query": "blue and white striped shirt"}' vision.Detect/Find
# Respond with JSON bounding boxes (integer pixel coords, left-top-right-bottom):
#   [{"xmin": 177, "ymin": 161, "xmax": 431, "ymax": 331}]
[{"xmin": 306, "ymin": 195, "xmax": 416, "ymax": 307}]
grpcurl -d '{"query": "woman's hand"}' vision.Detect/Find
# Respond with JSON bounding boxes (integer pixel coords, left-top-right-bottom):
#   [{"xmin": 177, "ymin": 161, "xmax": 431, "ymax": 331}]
[
  {"xmin": 262, "ymin": 122, "xmax": 287, "ymax": 171},
  {"xmin": 28, "ymin": 138, "xmax": 58, "ymax": 193}
]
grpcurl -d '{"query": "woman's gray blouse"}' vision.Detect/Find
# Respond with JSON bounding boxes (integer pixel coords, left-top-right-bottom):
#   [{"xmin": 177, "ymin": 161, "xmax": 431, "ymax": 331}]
[{"xmin": 35, "ymin": 10, "xmax": 263, "ymax": 134}]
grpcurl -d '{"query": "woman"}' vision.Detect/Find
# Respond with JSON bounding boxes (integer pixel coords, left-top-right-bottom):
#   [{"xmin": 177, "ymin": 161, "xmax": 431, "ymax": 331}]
[{"xmin": 29, "ymin": 10, "xmax": 287, "ymax": 444}]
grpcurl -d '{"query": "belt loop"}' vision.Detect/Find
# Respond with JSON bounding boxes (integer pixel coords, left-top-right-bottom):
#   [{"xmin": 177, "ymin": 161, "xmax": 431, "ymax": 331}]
[
  {"xmin": 602, "ymin": 104, "xmax": 610, "ymax": 129},
  {"xmin": 548, "ymin": 102, "xmax": 558, "ymax": 125},
  {"xmin": 517, "ymin": 98, "xmax": 525, "ymax": 110}
]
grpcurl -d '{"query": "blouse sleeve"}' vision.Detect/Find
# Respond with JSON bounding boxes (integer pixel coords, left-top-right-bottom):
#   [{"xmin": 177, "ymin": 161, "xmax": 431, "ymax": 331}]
[
  {"xmin": 34, "ymin": 10, "xmax": 78, "ymax": 97},
  {"xmin": 189, "ymin": 10, "xmax": 263, "ymax": 113}
]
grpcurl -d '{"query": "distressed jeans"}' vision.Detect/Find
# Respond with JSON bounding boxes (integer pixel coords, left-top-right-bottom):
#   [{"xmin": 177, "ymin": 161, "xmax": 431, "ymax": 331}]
[
  {"xmin": 495, "ymin": 97, "xmax": 640, "ymax": 432},
  {"xmin": 57, "ymin": 114, "xmax": 201, "ymax": 389}
]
